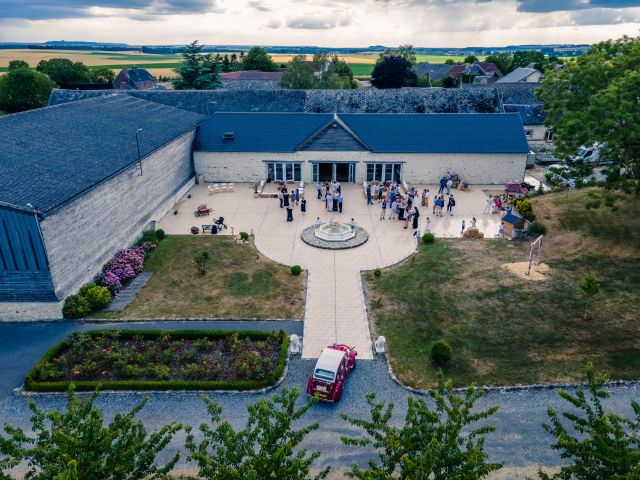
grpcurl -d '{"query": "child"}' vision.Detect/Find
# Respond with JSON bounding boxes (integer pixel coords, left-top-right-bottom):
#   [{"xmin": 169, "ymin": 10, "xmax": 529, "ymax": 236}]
[
  {"xmin": 315, "ymin": 217, "xmax": 321, "ymax": 229},
  {"xmin": 461, "ymin": 220, "xmax": 466, "ymax": 235},
  {"xmin": 380, "ymin": 199, "xmax": 387, "ymax": 220}
]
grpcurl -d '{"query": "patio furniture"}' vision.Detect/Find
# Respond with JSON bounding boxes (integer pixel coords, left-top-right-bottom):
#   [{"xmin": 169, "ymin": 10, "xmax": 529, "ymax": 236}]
[
  {"xmin": 195, "ymin": 204, "xmax": 212, "ymax": 217},
  {"xmin": 191, "ymin": 226, "xmax": 199, "ymax": 234},
  {"xmin": 221, "ymin": 183, "xmax": 227, "ymax": 193},
  {"xmin": 228, "ymin": 183, "xmax": 234, "ymax": 191},
  {"xmin": 207, "ymin": 185, "xmax": 214, "ymax": 196},
  {"xmin": 201, "ymin": 224, "xmax": 213, "ymax": 233}
]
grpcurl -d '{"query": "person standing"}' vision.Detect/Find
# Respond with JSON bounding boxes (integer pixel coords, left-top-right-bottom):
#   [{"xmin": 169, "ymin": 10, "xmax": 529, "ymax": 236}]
[
  {"xmin": 403, "ymin": 206, "xmax": 412, "ymax": 229},
  {"xmin": 412, "ymin": 207, "xmax": 420, "ymax": 233},
  {"xmin": 315, "ymin": 217, "xmax": 321, "ymax": 229},
  {"xmin": 277, "ymin": 189, "xmax": 284, "ymax": 208},
  {"xmin": 424, "ymin": 217, "xmax": 431, "ymax": 234},
  {"xmin": 301, "ymin": 198, "xmax": 307, "ymax": 214},
  {"xmin": 337, "ymin": 193, "xmax": 343, "ymax": 213},
  {"xmin": 483, "ymin": 195, "xmax": 493, "ymax": 215},
  {"xmin": 326, "ymin": 192, "xmax": 332, "ymax": 211},
  {"xmin": 283, "ymin": 191, "xmax": 290, "ymax": 207},
  {"xmin": 366, "ymin": 184, "xmax": 373, "ymax": 205},
  {"xmin": 446, "ymin": 178, "xmax": 453, "ymax": 196},
  {"xmin": 316, "ymin": 182, "xmax": 322, "ymax": 199},
  {"xmin": 470, "ymin": 216, "xmax": 477, "ymax": 228},
  {"xmin": 294, "ymin": 188, "xmax": 300, "ymax": 205},
  {"xmin": 321, "ymin": 184, "xmax": 327, "ymax": 204},
  {"xmin": 380, "ymin": 198, "xmax": 387, "ymax": 220},
  {"xmin": 389, "ymin": 187, "xmax": 396, "ymax": 207},
  {"xmin": 498, "ymin": 222, "xmax": 505, "ymax": 237},
  {"xmin": 461, "ymin": 219, "xmax": 466, "ymax": 235},
  {"xmin": 333, "ymin": 194, "xmax": 338, "ymax": 212},
  {"xmin": 438, "ymin": 176, "xmax": 446, "ymax": 194},
  {"xmin": 448, "ymin": 195, "xmax": 456, "ymax": 216},
  {"xmin": 390, "ymin": 199, "xmax": 397, "ymax": 220}
]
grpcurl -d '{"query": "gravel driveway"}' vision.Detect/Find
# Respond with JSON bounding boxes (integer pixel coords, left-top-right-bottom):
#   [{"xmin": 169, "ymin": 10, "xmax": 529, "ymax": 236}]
[{"xmin": 1, "ymin": 320, "xmax": 639, "ymax": 476}]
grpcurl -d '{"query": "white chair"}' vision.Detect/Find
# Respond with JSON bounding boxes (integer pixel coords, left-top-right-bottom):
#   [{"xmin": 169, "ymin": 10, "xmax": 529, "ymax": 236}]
[
  {"xmin": 207, "ymin": 185, "xmax": 214, "ymax": 196},
  {"xmin": 221, "ymin": 183, "xmax": 227, "ymax": 193},
  {"xmin": 213, "ymin": 184, "xmax": 220, "ymax": 194},
  {"xmin": 228, "ymin": 183, "xmax": 234, "ymax": 192}
]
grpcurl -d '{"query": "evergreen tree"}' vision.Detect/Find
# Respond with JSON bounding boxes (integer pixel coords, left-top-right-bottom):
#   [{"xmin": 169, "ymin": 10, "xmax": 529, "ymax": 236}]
[
  {"xmin": 186, "ymin": 387, "xmax": 328, "ymax": 479},
  {"xmin": 222, "ymin": 54, "xmax": 231, "ymax": 73},
  {"xmin": 0, "ymin": 386, "xmax": 181, "ymax": 480},
  {"xmin": 371, "ymin": 56, "xmax": 417, "ymax": 89},
  {"xmin": 173, "ymin": 40, "xmax": 221, "ymax": 90},
  {"xmin": 241, "ymin": 46, "xmax": 275, "ymax": 72},
  {"xmin": 341, "ymin": 371, "xmax": 502, "ymax": 479}
]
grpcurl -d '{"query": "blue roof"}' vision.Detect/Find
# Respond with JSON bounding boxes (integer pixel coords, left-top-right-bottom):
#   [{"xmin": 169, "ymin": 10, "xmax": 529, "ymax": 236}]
[
  {"xmin": 0, "ymin": 94, "xmax": 206, "ymax": 213},
  {"xmin": 195, "ymin": 113, "xmax": 333, "ymax": 152},
  {"xmin": 195, "ymin": 112, "xmax": 529, "ymax": 154}
]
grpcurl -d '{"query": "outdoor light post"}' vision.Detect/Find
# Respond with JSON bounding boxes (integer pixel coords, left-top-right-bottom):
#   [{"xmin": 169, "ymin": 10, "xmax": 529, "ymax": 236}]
[{"xmin": 135, "ymin": 128, "xmax": 143, "ymax": 176}]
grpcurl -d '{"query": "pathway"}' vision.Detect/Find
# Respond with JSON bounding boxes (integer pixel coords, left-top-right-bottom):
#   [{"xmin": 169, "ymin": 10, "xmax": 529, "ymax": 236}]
[{"xmin": 158, "ymin": 183, "xmax": 503, "ymax": 359}]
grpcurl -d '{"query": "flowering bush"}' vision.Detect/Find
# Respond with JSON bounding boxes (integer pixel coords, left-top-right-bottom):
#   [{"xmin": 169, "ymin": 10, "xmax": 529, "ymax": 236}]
[{"xmin": 96, "ymin": 243, "xmax": 156, "ymax": 293}]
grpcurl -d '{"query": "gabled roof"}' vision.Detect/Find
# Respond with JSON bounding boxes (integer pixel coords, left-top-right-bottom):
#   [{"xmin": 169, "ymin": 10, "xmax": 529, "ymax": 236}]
[
  {"xmin": 447, "ymin": 65, "xmax": 467, "ymax": 76},
  {"xmin": 195, "ymin": 112, "xmax": 530, "ymax": 154},
  {"xmin": 0, "ymin": 95, "xmax": 206, "ymax": 213},
  {"xmin": 221, "ymin": 70, "xmax": 283, "ymax": 81},
  {"xmin": 471, "ymin": 61, "xmax": 503, "ymax": 76},
  {"xmin": 114, "ymin": 67, "xmax": 156, "ymax": 89},
  {"xmin": 414, "ymin": 62, "xmax": 456, "ymax": 80},
  {"xmin": 496, "ymin": 67, "xmax": 541, "ymax": 84}
]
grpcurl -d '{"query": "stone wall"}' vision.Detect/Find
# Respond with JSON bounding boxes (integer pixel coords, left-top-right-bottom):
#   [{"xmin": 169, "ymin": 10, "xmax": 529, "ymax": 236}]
[
  {"xmin": 0, "ymin": 301, "xmax": 63, "ymax": 322},
  {"xmin": 40, "ymin": 130, "xmax": 196, "ymax": 300},
  {"xmin": 194, "ymin": 150, "xmax": 527, "ymax": 185}
]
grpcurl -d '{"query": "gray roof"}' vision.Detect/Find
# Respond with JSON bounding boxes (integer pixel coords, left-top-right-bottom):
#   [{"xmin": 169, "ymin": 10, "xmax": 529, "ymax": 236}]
[
  {"xmin": 0, "ymin": 94, "xmax": 206, "ymax": 213},
  {"xmin": 463, "ymin": 83, "xmax": 545, "ymax": 124},
  {"xmin": 503, "ymin": 103, "xmax": 545, "ymax": 125},
  {"xmin": 496, "ymin": 67, "xmax": 541, "ymax": 84},
  {"xmin": 414, "ymin": 62, "xmax": 455, "ymax": 81},
  {"xmin": 49, "ymin": 87, "xmax": 503, "ymax": 115}
]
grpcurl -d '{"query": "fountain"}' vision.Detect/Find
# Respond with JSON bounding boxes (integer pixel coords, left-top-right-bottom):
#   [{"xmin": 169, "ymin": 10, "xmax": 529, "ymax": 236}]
[
  {"xmin": 301, "ymin": 218, "xmax": 368, "ymax": 250},
  {"xmin": 315, "ymin": 221, "xmax": 356, "ymax": 242}
]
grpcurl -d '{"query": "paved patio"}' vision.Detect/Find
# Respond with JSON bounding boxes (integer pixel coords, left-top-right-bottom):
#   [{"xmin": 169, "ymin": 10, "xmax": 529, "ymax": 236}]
[{"xmin": 157, "ymin": 183, "xmax": 503, "ymax": 359}]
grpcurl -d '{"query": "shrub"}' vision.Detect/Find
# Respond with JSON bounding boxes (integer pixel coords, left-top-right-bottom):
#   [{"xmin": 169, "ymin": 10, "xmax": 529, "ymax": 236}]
[
  {"xmin": 84, "ymin": 286, "xmax": 111, "ymax": 310},
  {"xmin": 79, "ymin": 282, "xmax": 96, "ymax": 297},
  {"xmin": 290, "ymin": 265, "xmax": 302, "ymax": 276},
  {"xmin": 155, "ymin": 229, "xmax": 166, "ymax": 240},
  {"xmin": 422, "ymin": 233, "xmax": 435, "ymax": 244},
  {"xmin": 527, "ymin": 221, "xmax": 547, "ymax": 238},
  {"xmin": 431, "ymin": 340, "xmax": 453, "ymax": 365},
  {"xmin": 374, "ymin": 268, "xmax": 381, "ymax": 278},
  {"xmin": 193, "ymin": 251, "xmax": 210, "ymax": 276},
  {"xmin": 515, "ymin": 198, "xmax": 535, "ymax": 221},
  {"xmin": 139, "ymin": 230, "xmax": 158, "ymax": 246},
  {"xmin": 62, "ymin": 294, "xmax": 91, "ymax": 319},
  {"xmin": 239, "ymin": 231, "xmax": 249, "ymax": 241},
  {"xmin": 463, "ymin": 229, "xmax": 484, "ymax": 239}
]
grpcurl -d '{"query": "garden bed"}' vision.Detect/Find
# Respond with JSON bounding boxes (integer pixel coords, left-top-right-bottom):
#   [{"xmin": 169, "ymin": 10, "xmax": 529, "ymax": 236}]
[{"xmin": 24, "ymin": 329, "xmax": 289, "ymax": 392}]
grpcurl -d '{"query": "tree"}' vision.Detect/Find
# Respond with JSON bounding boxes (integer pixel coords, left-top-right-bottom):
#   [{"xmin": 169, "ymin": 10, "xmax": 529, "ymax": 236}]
[
  {"xmin": 320, "ymin": 55, "xmax": 357, "ymax": 89},
  {"xmin": 241, "ymin": 46, "xmax": 275, "ymax": 72},
  {"xmin": 0, "ymin": 67, "xmax": 53, "ymax": 113},
  {"xmin": 8, "ymin": 60, "xmax": 29, "ymax": 70},
  {"xmin": 379, "ymin": 45, "xmax": 417, "ymax": 65},
  {"xmin": 0, "ymin": 386, "xmax": 181, "ymax": 480},
  {"xmin": 442, "ymin": 76, "xmax": 457, "ymax": 88},
  {"xmin": 221, "ymin": 54, "xmax": 231, "ymax": 73},
  {"xmin": 280, "ymin": 55, "xmax": 316, "ymax": 89},
  {"xmin": 371, "ymin": 56, "xmax": 417, "ymax": 89},
  {"xmin": 89, "ymin": 67, "xmax": 115, "ymax": 84},
  {"xmin": 464, "ymin": 55, "xmax": 479, "ymax": 64},
  {"xmin": 537, "ymin": 35, "xmax": 640, "ymax": 194},
  {"xmin": 173, "ymin": 40, "xmax": 221, "ymax": 90},
  {"xmin": 484, "ymin": 53, "xmax": 513, "ymax": 75},
  {"xmin": 512, "ymin": 50, "xmax": 563, "ymax": 73},
  {"xmin": 186, "ymin": 387, "xmax": 329, "ymax": 480},
  {"xmin": 230, "ymin": 53, "xmax": 239, "ymax": 70},
  {"xmin": 444, "ymin": 58, "xmax": 456, "ymax": 65},
  {"xmin": 539, "ymin": 363, "xmax": 640, "ymax": 479},
  {"xmin": 341, "ymin": 371, "xmax": 502, "ymax": 479},
  {"xmin": 577, "ymin": 274, "xmax": 600, "ymax": 319},
  {"xmin": 311, "ymin": 52, "xmax": 329, "ymax": 75},
  {"xmin": 36, "ymin": 58, "xmax": 91, "ymax": 86}
]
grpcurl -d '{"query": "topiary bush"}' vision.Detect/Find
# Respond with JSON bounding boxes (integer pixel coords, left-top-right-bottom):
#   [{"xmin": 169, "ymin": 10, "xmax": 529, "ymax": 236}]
[
  {"xmin": 374, "ymin": 268, "xmax": 381, "ymax": 278},
  {"xmin": 84, "ymin": 285, "xmax": 112, "ymax": 311},
  {"xmin": 239, "ymin": 231, "xmax": 249, "ymax": 241},
  {"xmin": 155, "ymin": 229, "xmax": 166, "ymax": 240},
  {"xmin": 62, "ymin": 294, "xmax": 91, "ymax": 319},
  {"xmin": 79, "ymin": 282, "xmax": 96, "ymax": 297},
  {"xmin": 290, "ymin": 265, "xmax": 302, "ymax": 276},
  {"xmin": 422, "ymin": 232, "xmax": 435, "ymax": 244},
  {"xmin": 431, "ymin": 340, "xmax": 453, "ymax": 365},
  {"xmin": 527, "ymin": 221, "xmax": 547, "ymax": 238}
]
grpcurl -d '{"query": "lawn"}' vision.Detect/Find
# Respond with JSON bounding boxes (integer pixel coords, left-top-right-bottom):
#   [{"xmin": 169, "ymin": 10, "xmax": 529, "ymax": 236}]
[
  {"xmin": 364, "ymin": 188, "xmax": 640, "ymax": 388},
  {"xmin": 94, "ymin": 236, "xmax": 306, "ymax": 320}
]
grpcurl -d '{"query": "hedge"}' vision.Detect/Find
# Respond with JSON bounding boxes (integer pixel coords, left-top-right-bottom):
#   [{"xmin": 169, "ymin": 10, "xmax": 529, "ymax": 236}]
[{"xmin": 24, "ymin": 329, "xmax": 289, "ymax": 393}]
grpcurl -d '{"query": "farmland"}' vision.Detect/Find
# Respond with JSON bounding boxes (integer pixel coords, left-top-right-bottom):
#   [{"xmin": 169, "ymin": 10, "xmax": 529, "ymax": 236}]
[{"xmin": 0, "ymin": 48, "xmax": 490, "ymax": 78}]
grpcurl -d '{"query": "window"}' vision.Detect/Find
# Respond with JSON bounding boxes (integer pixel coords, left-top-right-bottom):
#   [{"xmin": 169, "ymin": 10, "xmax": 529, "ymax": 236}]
[
  {"xmin": 545, "ymin": 130, "xmax": 554, "ymax": 141},
  {"xmin": 384, "ymin": 164, "xmax": 393, "ymax": 181},
  {"xmin": 294, "ymin": 163, "xmax": 301, "ymax": 181},
  {"xmin": 312, "ymin": 163, "xmax": 318, "ymax": 182},
  {"xmin": 525, "ymin": 129, "xmax": 533, "ymax": 137},
  {"xmin": 366, "ymin": 163, "xmax": 402, "ymax": 182},
  {"xmin": 366, "ymin": 164, "xmax": 375, "ymax": 182},
  {"xmin": 266, "ymin": 162, "xmax": 301, "ymax": 182}
]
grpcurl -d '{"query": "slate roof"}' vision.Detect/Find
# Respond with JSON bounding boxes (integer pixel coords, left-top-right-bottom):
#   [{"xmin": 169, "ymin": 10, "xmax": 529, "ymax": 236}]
[
  {"xmin": 0, "ymin": 94, "xmax": 206, "ymax": 214},
  {"xmin": 414, "ymin": 62, "xmax": 455, "ymax": 80},
  {"xmin": 471, "ymin": 61, "xmax": 503, "ymax": 77},
  {"xmin": 220, "ymin": 70, "xmax": 283, "ymax": 81},
  {"xmin": 114, "ymin": 67, "xmax": 157, "ymax": 89},
  {"xmin": 48, "ymin": 88, "xmax": 502, "ymax": 115},
  {"xmin": 496, "ymin": 67, "xmax": 541, "ymax": 84},
  {"xmin": 503, "ymin": 103, "xmax": 545, "ymax": 125},
  {"xmin": 195, "ymin": 112, "xmax": 529, "ymax": 154}
]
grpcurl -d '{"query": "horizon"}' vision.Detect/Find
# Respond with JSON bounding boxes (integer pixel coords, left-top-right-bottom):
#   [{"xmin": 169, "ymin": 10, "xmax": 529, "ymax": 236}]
[{"xmin": 0, "ymin": 0, "xmax": 638, "ymax": 47}]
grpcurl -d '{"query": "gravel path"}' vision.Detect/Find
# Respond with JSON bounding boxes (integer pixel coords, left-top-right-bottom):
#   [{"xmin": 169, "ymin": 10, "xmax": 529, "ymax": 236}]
[{"xmin": 1, "ymin": 321, "xmax": 639, "ymax": 476}]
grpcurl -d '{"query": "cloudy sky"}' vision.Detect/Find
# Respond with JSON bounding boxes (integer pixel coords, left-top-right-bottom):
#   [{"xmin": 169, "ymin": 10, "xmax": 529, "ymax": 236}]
[{"xmin": 0, "ymin": 0, "xmax": 638, "ymax": 47}]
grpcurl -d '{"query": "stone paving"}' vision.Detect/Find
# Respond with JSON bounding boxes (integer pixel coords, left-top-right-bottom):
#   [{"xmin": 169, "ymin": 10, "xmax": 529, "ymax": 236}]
[{"xmin": 157, "ymin": 183, "xmax": 503, "ymax": 359}]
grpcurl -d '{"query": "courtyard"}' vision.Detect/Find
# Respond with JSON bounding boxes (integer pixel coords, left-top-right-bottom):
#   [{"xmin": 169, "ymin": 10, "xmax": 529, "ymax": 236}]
[{"xmin": 157, "ymin": 182, "xmax": 503, "ymax": 359}]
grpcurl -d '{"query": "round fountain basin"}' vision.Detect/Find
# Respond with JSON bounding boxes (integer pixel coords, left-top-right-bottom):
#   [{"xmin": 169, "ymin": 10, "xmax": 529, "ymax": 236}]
[{"xmin": 315, "ymin": 222, "xmax": 356, "ymax": 242}]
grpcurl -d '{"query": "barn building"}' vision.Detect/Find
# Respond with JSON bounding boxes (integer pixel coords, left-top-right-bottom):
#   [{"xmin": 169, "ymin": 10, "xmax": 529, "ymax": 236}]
[{"xmin": 0, "ymin": 89, "xmax": 529, "ymax": 320}]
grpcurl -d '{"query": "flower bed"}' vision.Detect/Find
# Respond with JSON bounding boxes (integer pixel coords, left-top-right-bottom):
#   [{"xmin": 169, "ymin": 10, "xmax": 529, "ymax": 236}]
[
  {"xmin": 96, "ymin": 242, "xmax": 157, "ymax": 294},
  {"xmin": 24, "ymin": 329, "xmax": 289, "ymax": 392}
]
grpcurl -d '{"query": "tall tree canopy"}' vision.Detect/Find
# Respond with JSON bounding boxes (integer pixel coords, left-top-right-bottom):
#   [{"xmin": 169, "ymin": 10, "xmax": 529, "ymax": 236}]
[
  {"xmin": 7, "ymin": 60, "xmax": 29, "ymax": 70},
  {"xmin": 173, "ymin": 40, "xmax": 221, "ymax": 90},
  {"xmin": 241, "ymin": 46, "xmax": 275, "ymax": 72},
  {"xmin": 280, "ymin": 54, "xmax": 356, "ymax": 90},
  {"xmin": 484, "ymin": 53, "xmax": 513, "ymax": 75},
  {"xmin": 89, "ymin": 67, "xmax": 115, "ymax": 84},
  {"xmin": 464, "ymin": 55, "xmax": 479, "ymax": 64},
  {"xmin": 512, "ymin": 50, "xmax": 563, "ymax": 73},
  {"xmin": 0, "ymin": 66, "xmax": 52, "ymax": 113},
  {"xmin": 371, "ymin": 56, "xmax": 417, "ymax": 89},
  {"xmin": 36, "ymin": 58, "xmax": 91, "ymax": 86},
  {"xmin": 536, "ymin": 35, "xmax": 640, "ymax": 193},
  {"xmin": 379, "ymin": 45, "xmax": 417, "ymax": 65},
  {"xmin": 280, "ymin": 55, "xmax": 316, "ymax": 89}
]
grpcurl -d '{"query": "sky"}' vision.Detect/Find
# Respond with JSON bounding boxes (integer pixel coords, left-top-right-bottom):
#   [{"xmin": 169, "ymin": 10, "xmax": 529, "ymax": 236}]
[{"xmin": 0, "ymin": 0, "xmax": 638, "ymax": 47}]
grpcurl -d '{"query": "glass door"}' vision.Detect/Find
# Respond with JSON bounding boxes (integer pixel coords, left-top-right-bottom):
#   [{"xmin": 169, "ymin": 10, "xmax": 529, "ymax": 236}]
[
  {"xmin": 393, "ymin": 163, "xmax": 402, "ymax": 183},
  {"xmin": 348, "ymin": 163, "xmax": 355, "ymax": 183},
  {"xmin": 332, "ymin": 163, "xmax": 337, "ymax": 182}
]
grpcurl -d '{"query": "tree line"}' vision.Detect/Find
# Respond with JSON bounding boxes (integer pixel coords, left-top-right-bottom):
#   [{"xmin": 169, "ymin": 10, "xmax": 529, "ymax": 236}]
[{"xmin": 1, "ymin": 364, "xmax": 637, "ymax": 479}]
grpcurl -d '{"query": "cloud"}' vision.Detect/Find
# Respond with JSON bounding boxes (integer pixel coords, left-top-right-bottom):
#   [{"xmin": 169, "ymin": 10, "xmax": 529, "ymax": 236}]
[
  {"xmin": 569, "ymin": 6, "xmax": 640, "ymax": 23},
  {"xmin": 248, "ymin": 0, "xmax": 270, "ymax": 11},
  {"xmin": 266, "ymin": 18, "xmax": 281, "ymax": 28},
  {"xmin": 0, "ymin": 0, "xmax": 221, "ymax": 20},
  {"xmin": 515, "ymin": 0, "xmax": 640, "ymax": 12},
  {"xmin": 286, "ymin": 16, "xmax": 341, "ymax": 29}
]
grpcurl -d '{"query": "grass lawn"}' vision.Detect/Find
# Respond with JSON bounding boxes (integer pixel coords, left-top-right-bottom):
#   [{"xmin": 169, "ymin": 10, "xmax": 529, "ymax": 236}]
[
  {"xmin": 94, "ymin": 236, "xmax": 305, "ymax": 320},
  {"xmin": 364, "ymin": 188, "xmax": 640, "ymax": 388}
]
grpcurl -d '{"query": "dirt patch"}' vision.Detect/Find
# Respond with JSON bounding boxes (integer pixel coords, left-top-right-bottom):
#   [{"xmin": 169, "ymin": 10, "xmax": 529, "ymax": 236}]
[{"xmin": 502, "ymin": 262, "xmax": 549, "ymax": 281}]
